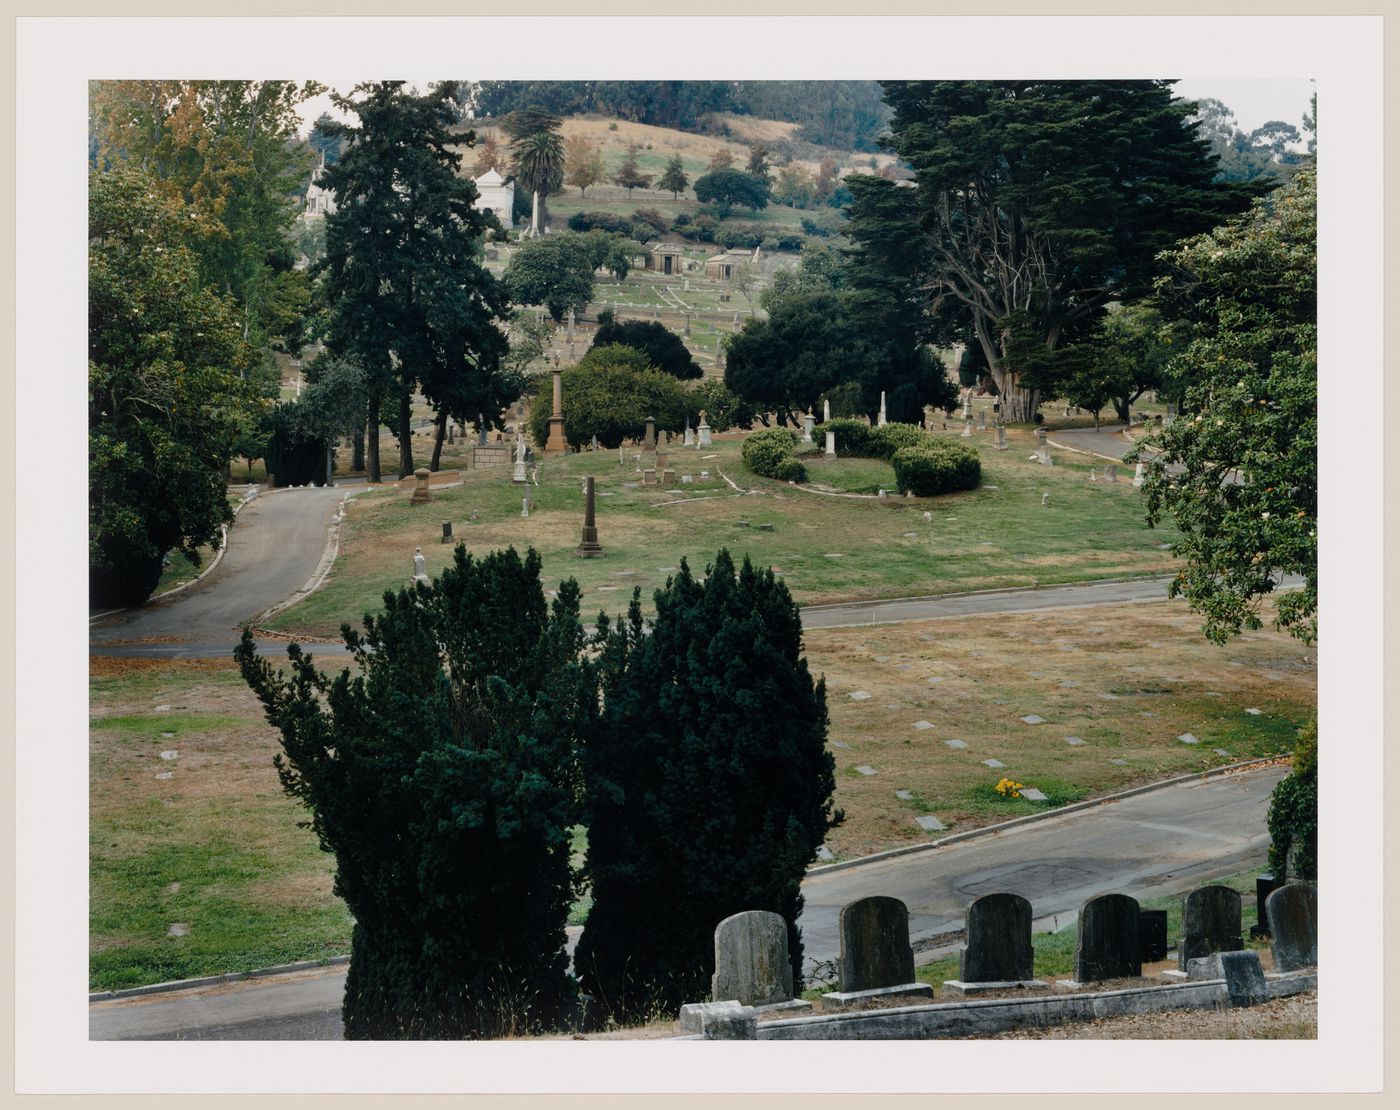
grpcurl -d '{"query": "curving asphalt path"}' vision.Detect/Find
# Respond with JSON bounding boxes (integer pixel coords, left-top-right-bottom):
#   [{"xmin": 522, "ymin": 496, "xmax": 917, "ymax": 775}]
[
  {"xmin": 89, "ymin": 762, "xmax": 1286, "ymax": 1040},
  {"xmin": 90, "ymin": 485, "xmax": 350, "ymax": 658}
]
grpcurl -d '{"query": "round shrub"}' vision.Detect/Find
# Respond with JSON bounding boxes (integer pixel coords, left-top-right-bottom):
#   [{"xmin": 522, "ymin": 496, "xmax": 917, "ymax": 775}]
[
  {"xmin": 821, "ymin": 417, "xmax": 875, "ymax": 458},
  {"xmin": 741, "ymin": 425, "xmax": 802, "ymax": 481},
  {"xmin": 773, "ymin": 456, "xmax": 808, "ymax": 483},
  {"xmin": 891, "ymin": 442, "xmax": 981, "ymax": 496},
  {"xmin": 869, "ymin": 421, "xmax": 929, "ymax": 460}
]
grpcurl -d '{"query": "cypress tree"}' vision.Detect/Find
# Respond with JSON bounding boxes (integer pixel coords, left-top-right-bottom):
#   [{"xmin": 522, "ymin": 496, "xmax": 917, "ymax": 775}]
[
  {"xmin": 575, "ymin": 550, "xmax": 838, "ymax": 1021},
  {"xmin": 236, "ymin": 547, "xmax": 595, "ymax": 1039}
]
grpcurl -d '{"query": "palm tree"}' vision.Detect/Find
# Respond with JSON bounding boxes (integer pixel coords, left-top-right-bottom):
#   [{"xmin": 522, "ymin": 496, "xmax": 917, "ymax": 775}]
[{"xmin": 511, "ymin": 127, "xmax": 565, "ymax": 238}]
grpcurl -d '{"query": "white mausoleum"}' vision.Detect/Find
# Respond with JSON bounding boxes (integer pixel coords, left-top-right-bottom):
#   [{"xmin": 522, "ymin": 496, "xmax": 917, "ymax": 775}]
[{"xmin": 474, "ymin": 169, "xmax": 515, "ymax": 229}]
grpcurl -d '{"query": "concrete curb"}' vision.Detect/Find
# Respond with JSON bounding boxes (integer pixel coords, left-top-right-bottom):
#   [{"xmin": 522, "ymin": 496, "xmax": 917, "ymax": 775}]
[
  {"xmin": 807, "ymin": 757, "xmax": 1290, "ymax": 877},
  {"xmin": 89, "ymin": 956, "xmax": 351, "ymax": 1003},
  {"xmin": 748, "ymin": 971, "xmax": 1316, "ymax": 1041},
  {"xmin": 798, "ymin": 575, "xmax": 1176, "ymax": 616}
]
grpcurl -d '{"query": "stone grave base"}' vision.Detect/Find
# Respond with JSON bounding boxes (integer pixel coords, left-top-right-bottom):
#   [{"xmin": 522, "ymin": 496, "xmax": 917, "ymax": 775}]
[
  {"xmin": 821, "ymin": 983, "xmax": 934, "ymax": 1011},
  {"xmin": 941, "ymin": 979, "xmax": 1049, "ymax": 997},
  {"xmin": 1055, "ymin": 977, "xmax": 1146, "ymax": 990},
  {"xmin": 751, "ymin": 999, "xmax": 813, "ymax": 1018}
]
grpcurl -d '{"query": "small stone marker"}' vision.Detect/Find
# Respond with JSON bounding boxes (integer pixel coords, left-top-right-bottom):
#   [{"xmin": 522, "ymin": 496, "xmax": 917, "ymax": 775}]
[
  {"xmin": 894, "ymin": 789, "xmax": 913, "ymax": 800},
  {"xmin": 1099, "ymin": 692, "xmax": 1120, "ymax": 701},
  {"xmin": 981, "ymin": 758, "xmax": 1005, "ymax": 769},
  {"xmin": 167, "ymin": 923, "xmax": 190, "ymax": 938},
  {"xmin": 913, "ymin": 720, "xmax": 933, "ymax": 731},
  {"xmin": 1246, "ymin": 707, "xmax": 1263, "ymax": 716},
  {"xmin": 520, "ymin": 498, "xmax": 530, "ymax": 518},
  {"xmin": 154, "ymin": 705, "xmax": 171, "ymax": 713},
  {"xmin": 958, "ymin": 893, "xmax": 1034, "ymax": 984},
  {"xmin": 1213, "ymin": 748, "xmax": 1232, "ymax": 757},
  {"xmin": 1138, "ymin": 909, "xmax": 1168, "ymax": 962},
  {"xmin": 155, "ymin": 772, "xmax": 172, "ymax": 780},
  {"xmin": 410, "ymin": 466, "xmax": 432, "ymax": 504},
  {"xmin": 1020, "ymin": 715, "xmax": 1045, "ymax": 725},
  {"xmin": 1187, "ymin": 950, "xmax": 1267, "ymax": 1007},
  {"xmin": 711, "ymin": 910, "xmax": 793, "ymax": 1006},
  {"xmin": 1104, "ymin": 465, "xmax": 1118, "ymax": 482},
  {"xmin": 1266, "ymin": 884, "xmax": 1317, "ymax": 971},
  {"xmin": 994, "ymin": 424, "xmax": 1007, "ymax": 450},
  {"xmin": 159, "ymin": 750, "xmax": 178, "ymax": 761},
  {"xmin": 815, "ymin": 845, "xmax": 835, "ymax": 862},
  {"xmin": 849, "ymin": 691, "xmax": 871, "ymax": 701},
  {"xmin": 1065, "ymin": 736, "xmax": 1086, "ymax": 746},
  {"xmin": 1018, "ymin": 787, "xmax": 1046, "ymax": 802},
  {"xmin": 944, "ymin": 739, "xmax": 968, "ymax": 750},
  {"xmin": 161, "ymin": 732, "xmax": 174, "ymax": 739},
  {"xmin": 1109, "ymin": 758, "xmax": 1128, "ymax": 766},
  {"xmin": 1179, "ymin": 885, "xmax": 1244, "ymax": 969},
  {"xmin": 830, "ymin": 740, "xmax": 850, "ymax": 750},
  {"xmin": 926, "ymin": 676, "xmax": 943, "ymax": 685},
  {"xmin": 915, "ymin": 815, "xmax": 946, "ymax": 832},
  {"xmin": 854, "ymin": 765, "xmax": 878, "ymax": 776},
  {"xmin": 1074, "ymin": 893, "xmax": 1142, "ymax": 983},
  {"xmin": 575, "ymin": 476, "xmax": 605, "ymax": 558},
  {"xmin": 1177, "ymin": 732, "xmax": 1199, "ymax": 744}
]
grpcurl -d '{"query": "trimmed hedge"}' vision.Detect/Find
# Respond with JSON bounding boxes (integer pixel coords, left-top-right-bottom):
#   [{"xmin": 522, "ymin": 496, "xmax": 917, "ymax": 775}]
[
  {"xmin": 741, "ymin": 426, "xmax": 807, "ymax": 482},
  {"xmin": 891, "ymin": 442, "xmax": 981, "ymax": 496},
  {"xmin": 822, "ymin": 419, "xmax": 927, "ymax": 462},
  {"xmin": 822, "ymin": 417, "xmax": 875, "ymax": 458}
]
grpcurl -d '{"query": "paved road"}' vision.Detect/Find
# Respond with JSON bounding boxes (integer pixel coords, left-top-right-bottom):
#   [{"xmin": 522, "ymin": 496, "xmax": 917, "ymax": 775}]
[
  {"xmin": 90, "ymin": 485, "xmax": 349, "ymax": 658},
  {"xmin": 1046, "ymin": 424, "xmax": 1138, "ymax": 462},
  {"xmin": 89, "ymin": 763, "xmax": 1284, "ymax": 1040}
]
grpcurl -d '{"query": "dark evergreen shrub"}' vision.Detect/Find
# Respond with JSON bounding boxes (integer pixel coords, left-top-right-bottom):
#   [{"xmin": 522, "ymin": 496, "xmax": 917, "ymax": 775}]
[
  {"xmin": 235, "ymin": 547, "xmax": 595, "ymax": 1039},
  {"xmin": 868, "ymin": 421, "xmax": 928, "ymax": 460},
  {"xmin": 891, "ymin": 442, "xmax": 981, "ymax": 496},
  {"xmin": 1267, "ymin": 717, "xmax": 1317, "ymax": 881},
  {"xmin": 590, "ymin": 318, "xmax": 702, "ymax": 380},
  {"xmin": 773, "ymin": 456, "xmax": 808, "ymax": 482},
  {"xmin": 575, "ymin": 551, "xmax": 838, "ymax": 1021}
]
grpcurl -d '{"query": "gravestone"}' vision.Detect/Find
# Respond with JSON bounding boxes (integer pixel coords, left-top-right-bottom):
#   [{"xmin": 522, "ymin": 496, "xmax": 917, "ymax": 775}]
[
  {"xmin": 994, "ymin": 424, "xmax": 1008, "ymax": 450},
  {"xmin": 1250, "ymin": 873, "xmax": 1283, "ymax": 938},
  {"xmin": 1138, "ymin": 909, "xmax": 1168, "ymax": 962},
  {"xmin": 823, "ymin": 397, "xmax": 831, "ymax": 422},
  {"xmin": 696, "ymin": 411, "xmax": 712, "ymax": 448},
  {"xmin": 643, "ymin": 415, "xmax": 656, "ymax": 452},
  {"xmin": 1074, "ymin": 893, "xmax": 1142, "ymax": 982},
  {"xmin": 410, "ymin": 467, "xmax": 432, "ymax": 505},
  {"xmin": 977, "ymin": 410, "xmax": 986, "ymax": 431},
  {"xmin": 512, "ymin": 435, "xmax": 528, "ymax": 485},
  {"xmin": 684, "ymin": 420, "xmax": 694, "ymax": 447},
  {"xmin": 958, "ymin": 893, "xmax": 1034, "ymax": 983},
  {"xmin": 1105, "ymin": 465, "xmax": 1118, "ymax": 482},
  {"xmin": 824, "ymin": 430, "xmax": 836, "ymax": 460},
  {"xmin": 1186, "ymin": 950, "xmax": 1267, "ymax": 1007},
  {"xmin": 711, "ymin": 910, "xmax": 793, "ymax": 1006},
  {"xmin": 1266, "ymin": 883, "xmax": 1317, "ymax": 971},
  {"xmin": 1179, "ymin": 885, "xmax": 1243, "ymax": 969},
  {"xmin": 1133, "ymin": 462, "xmax": 1145, "ymax": 488},
  {"xmin": 802, "ymin": 412, "xmax": 815, "ymax": 444},
  {"xmin": 520, "ymin": 497, "xmax": 530, "ymax": 518},
  {"xmin": 961, "ymin": 418, "xmax": 973, "ymax": 438},
  {"xmin": 877, "ymin": 391, "xmax": 887, "ymax": 426},
  {"xmin": 576, "ymin": 476, "xmax": 604, "ymax": 558},
  {"xmin": 412, "ymin": 547, "xmax": 429, "ymax": 584},
  {"xmin": 837, "ymin": 896, "xmax": 915, "ymax": 992}
]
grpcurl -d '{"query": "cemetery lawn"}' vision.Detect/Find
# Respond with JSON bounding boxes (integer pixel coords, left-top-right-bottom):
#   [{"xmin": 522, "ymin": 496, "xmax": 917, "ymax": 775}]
[
  {"xmin": 809, "ymin": 595, "xmax": 1315, "ymax": 860},
  {"xmin": 265, "ymin": 427, "xmax": 1184, "ymax": 639},
  {"xmin": 89, "ymin": 658, "xmax": 352, "ymax": 991}
]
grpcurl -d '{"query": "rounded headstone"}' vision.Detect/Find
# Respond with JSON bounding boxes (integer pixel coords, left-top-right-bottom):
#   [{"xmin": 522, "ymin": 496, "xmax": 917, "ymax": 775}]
[
  {"xmin": 1179, "ymin": 885, "xmax": 1243, "ymax": 969},
  {"xmin": 1074, "ymin": 893, "xmax": 1141, "ymax": 982},
  {"xmin": 711, "ymin": 910, "xmax": 792, "ymax": 1006},
  {"xmin": 959, "ymin": 892, "xmax": 1033, "ymax": 983},
  {"xmin": 1265, "ymin": 883, "xmax": 1317, "ymax": 971},
  {"xmin": 838, "ymin": 896, "xmax": 914, "ymax": 992}
]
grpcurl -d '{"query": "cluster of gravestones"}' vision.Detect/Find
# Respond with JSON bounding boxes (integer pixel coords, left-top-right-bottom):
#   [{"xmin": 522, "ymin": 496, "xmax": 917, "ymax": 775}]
[{"xmin": 678, "ymin": 882, "xmax": 1317, "ymax": 1039}]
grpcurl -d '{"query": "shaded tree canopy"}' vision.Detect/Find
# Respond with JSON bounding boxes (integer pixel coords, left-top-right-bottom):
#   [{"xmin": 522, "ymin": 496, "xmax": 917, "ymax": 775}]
[
  {"xmin": 589, "ymin": 318, "xmax": 702, "ymax": 380},
  {"xmin": 879, "ymin": 80, "xmax": 1261, "ymax": 421},
  {"xmin": 1130, "ymin": 167, "xmax": 1316, "ymax": 644}
]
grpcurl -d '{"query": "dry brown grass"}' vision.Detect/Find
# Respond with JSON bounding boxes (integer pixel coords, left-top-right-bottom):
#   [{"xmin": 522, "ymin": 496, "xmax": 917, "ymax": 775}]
[{"xmin": 805, "ymin": 597, "xmax": 1316, "ymax": 858}]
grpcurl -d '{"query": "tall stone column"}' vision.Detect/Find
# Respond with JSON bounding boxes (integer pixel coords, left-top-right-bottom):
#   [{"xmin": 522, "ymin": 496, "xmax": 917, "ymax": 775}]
[
  {"xmin": 545, "ymin": 367, "xmax": 567, "ymax": 453},
  {"xmin": 576, "ymin": 476, "xmax": 604, "ymax": 557}
]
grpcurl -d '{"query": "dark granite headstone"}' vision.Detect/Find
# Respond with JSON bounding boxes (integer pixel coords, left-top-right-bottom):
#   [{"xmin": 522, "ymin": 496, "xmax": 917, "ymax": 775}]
[
  {"xmin": 1187, "ymin": 950, "xmax": 1267, "ymax": 1006},
  {"xmin": 959, "ymin": 892, "xmax": 1033, "ymax": 983},
  {"xmin": 1179, "ymin": 885, "xmax": 1243, "ymax": 969},
  {"xmin": 1138, "ymin": 909, "xmax": 1168, "ymax": 962},
  {"xmin": 838, "ymin": 896, "xmax": 915, "ymax": 992},
  {"xmin": 1074, "ymin": 893, "xmax": 1141, "ymax": 982},
  {"xmin": 1250, "ymin": 873, "xmax": 1283, "ymax": 938},
  {"xmin": 1266, "ymin": 883, "xmax": 1317, "ymax": 971}
]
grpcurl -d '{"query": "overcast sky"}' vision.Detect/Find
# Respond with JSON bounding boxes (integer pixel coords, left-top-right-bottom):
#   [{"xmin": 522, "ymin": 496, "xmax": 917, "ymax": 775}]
[{"xmin": 296, "ymin": 79, "xmax": 1316, "ymax": 141}]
